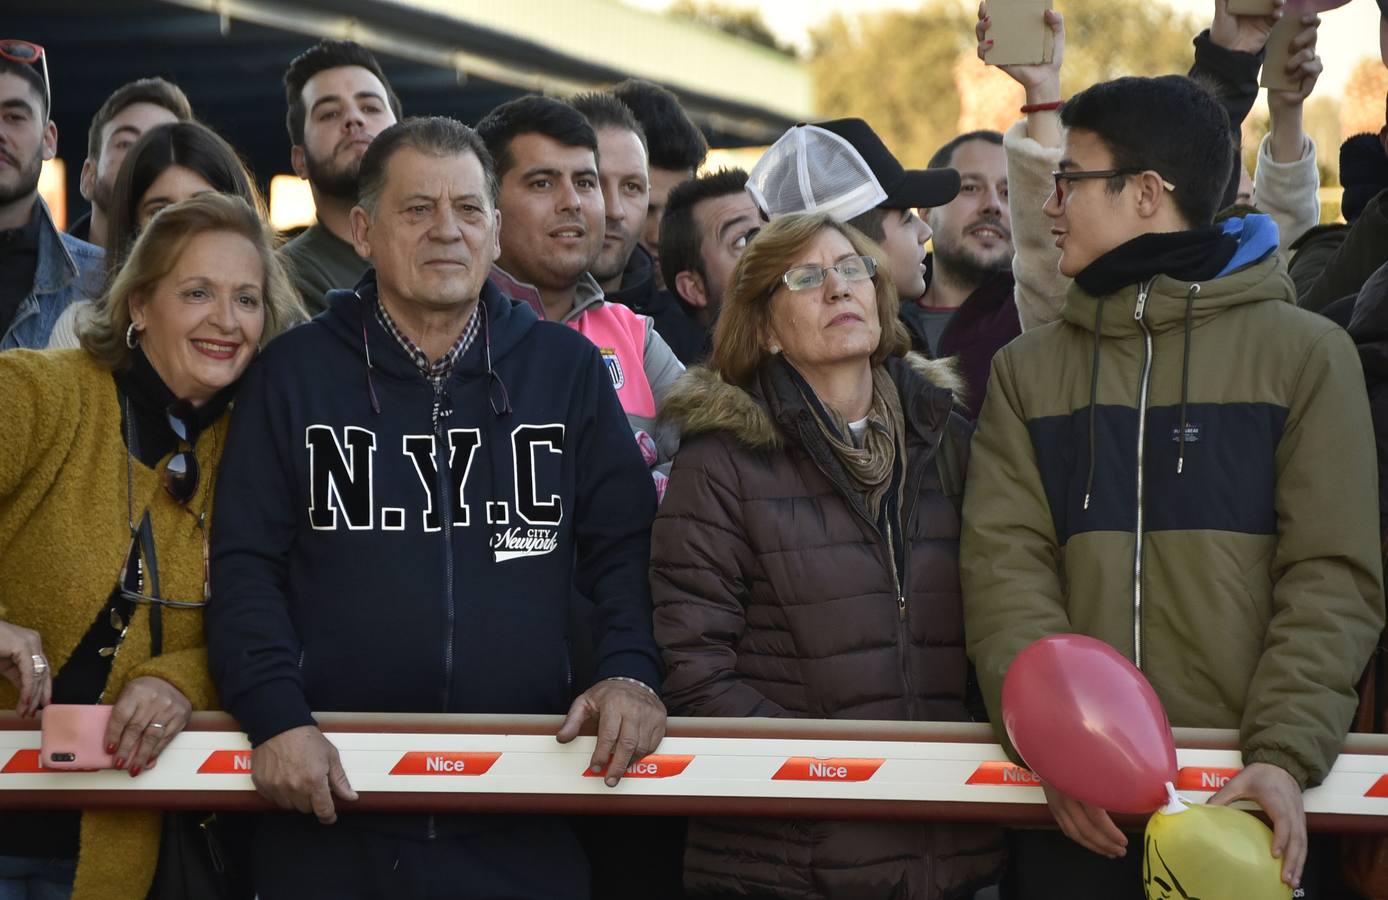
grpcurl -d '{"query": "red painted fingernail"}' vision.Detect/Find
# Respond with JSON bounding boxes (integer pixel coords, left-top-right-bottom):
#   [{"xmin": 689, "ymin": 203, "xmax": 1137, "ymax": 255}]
[
  {"xmin": 114, "ymin": 757, "xmax": 125, "ymax": 769},
  {"xmin": 129, "ymin": 766, "xmax": 141, "ymax": 777},
  {"xmin": 105, "ymin": 744, "xmax": 117, "ymax": 754}
]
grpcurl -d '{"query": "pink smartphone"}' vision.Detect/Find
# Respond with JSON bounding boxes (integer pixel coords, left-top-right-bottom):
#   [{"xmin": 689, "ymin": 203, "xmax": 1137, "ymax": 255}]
[{"xmin": 40, "ymin": 705, "xmax": 116, "ymax": 770}]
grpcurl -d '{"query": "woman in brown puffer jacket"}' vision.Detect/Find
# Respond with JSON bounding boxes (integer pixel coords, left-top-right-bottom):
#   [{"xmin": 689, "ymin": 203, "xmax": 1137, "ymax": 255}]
[{"xmin": 651, "ymin": 213, "xmax": 1004, "ymax": 900}]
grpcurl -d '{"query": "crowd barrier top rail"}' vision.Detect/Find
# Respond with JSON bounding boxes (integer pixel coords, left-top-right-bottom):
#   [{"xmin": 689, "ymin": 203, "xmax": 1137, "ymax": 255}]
[{"xmin": 3, "ymin": 713, "xmax": 1386, "ymax": 832}]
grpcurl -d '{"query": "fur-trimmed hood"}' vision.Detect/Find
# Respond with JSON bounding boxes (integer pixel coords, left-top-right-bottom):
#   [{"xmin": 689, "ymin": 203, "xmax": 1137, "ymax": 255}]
[{"xmin": 660, "ymin": 353, "xmax": 966, "ymax": 449}]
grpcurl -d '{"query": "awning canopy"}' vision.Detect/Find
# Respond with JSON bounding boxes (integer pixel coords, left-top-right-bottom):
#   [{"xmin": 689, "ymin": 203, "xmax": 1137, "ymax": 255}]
[{"xmin": 12, "ymin": 0, "xmax": 810, "ymax": 213}]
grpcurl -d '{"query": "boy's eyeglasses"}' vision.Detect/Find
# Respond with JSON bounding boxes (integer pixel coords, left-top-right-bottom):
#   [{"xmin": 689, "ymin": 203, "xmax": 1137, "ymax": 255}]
[
  {"xmin": 0, "ymin": 41, "xmax": 49, "ymax": 113},
  {"xmin": 781, "ymin": 255, "xmax": 878, "ymax": 292},
  {"xmin": 1051, "ymin": 168, "xmax": 1176, "ymax": 204}
]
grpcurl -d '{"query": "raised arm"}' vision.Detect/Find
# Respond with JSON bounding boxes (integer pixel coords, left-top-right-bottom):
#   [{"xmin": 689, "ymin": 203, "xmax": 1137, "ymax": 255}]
[
  {"xmin": 977, "ymin": 1, "xmax": 1068, "ymax": 330},
  {"xmin": 1255, "ymin": 12, "xmax": 1324, "ymax": 251}
]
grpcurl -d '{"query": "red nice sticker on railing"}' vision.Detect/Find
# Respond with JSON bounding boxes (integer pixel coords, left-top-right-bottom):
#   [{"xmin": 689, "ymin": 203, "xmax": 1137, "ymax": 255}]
[
  {"xmin": 2, "ymin": 750, "xmax": 42, "ymax": 773},
  {"xmin": 1367, "ymin": 775, "xmax": 1388, "ymax": 798},
  {"xmin": 389, "ymin": 752, "xmax": 501, "ymax": 776},
  {"xmin": 582, "ymin": 755, "xmax": 694, "ymax": 779},
  {"xmin": 1176, "ymin": 767, "xmax": 1240, "ymax": 792},
  {"xmin": 965, "ymin": 762, "xmax": 1042, "ymax": 786},
  {"xmin": 198, "ymin": 751, "xmax": 253, "ymax": 774},
  {"xmin": 772, "ymin": 757, "xmax": 884, "ymax": 782}
]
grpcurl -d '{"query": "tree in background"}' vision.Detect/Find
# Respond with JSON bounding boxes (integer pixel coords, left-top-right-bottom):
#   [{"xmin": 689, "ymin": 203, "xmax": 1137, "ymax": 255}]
[
  {"xmin": 1342, "ymin": 56, "xmax": 1388, "ymax": 139},
  {"xmin": 668, "ymin": 0, "xmax": 797, "ymax": 56},
  {"xmin": 1253, "ymin": 57, "xmax": 1387, "ymax": 189},
  {"xmin": 809, "ymin": 0, "xmax": 1197, "ymax": 164},
  {"xmin": 810, "ymin": 6, "xmax": 970, "ymax": 165}
]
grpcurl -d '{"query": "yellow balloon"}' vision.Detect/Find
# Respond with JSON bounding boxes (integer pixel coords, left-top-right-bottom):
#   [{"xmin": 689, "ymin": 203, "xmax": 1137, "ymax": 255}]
[{"xmin": 1143, "ymin": 792, "xmax": 1292, "ymax": 900}]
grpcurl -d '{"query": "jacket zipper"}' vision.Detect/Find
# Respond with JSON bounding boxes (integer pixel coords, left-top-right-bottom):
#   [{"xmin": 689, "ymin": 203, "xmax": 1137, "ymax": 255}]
[
  {"xmin": 429, "ymin": 376, "xmax": 456, "ymax": 840},
  {"xmin": 1131, "ymin": 279, "xmax": 1156, "ymax": 669},
  {"xmin": 878, "ymin": 502, "xmax": 917, "ymax": 722},
  {"xmin": 886, "ymin": 519, "xmax": 904, "ymax": 621},
  {"xmin": 895, "ymin": 448, "xmax": 930, "ymax": 721},
  {"xmin": 801, "ymin": 417, "xmax": 928, "ymax": 717},
  {"xmin": 883, "ymin": 441, "xmax": 931, "ymax": 721}
]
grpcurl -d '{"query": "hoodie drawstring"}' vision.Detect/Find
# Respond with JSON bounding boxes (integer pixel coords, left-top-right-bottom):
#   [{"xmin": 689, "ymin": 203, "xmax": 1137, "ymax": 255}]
[
  {"xmin": 1083, "ymin": 298, "xmax": 1105, "ymax": 511},
  {"xmin": 1177, "ymin": 283, "xmax": 1200, "ymax": 475},
  {"xmin": 359, "ymin": 292, "xmax": 514, "ymax": 421},
  {"xmin": 481, "ymin": 301, "xmax": 512, "ymax": 418},
  {"xmin": 358, "ymin": 291, "xmax": 382, "ymax": 415}
]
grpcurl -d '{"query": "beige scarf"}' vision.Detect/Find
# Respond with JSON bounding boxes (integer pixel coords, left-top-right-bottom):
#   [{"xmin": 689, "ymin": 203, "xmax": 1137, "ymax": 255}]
[{"xmin": 804, "ymin": 367, "xmax": 905, "ymax": 522}]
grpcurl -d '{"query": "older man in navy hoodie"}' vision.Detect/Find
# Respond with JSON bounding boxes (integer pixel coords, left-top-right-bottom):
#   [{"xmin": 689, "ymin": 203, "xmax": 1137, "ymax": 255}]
[{"xmin": 206, "ymin": 116, "xmax": 665, "ymax": 899}]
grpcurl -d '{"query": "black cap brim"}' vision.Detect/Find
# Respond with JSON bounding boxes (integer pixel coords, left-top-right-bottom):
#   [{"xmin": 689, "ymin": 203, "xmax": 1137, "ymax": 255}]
[{"xmin": 882, "ymin": 168, "xmax": 961, "ymax": 210}]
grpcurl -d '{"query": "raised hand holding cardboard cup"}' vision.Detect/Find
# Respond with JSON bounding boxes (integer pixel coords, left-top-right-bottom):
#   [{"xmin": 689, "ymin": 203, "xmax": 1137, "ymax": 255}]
[
  {"xmin": 980, "ymin": 0, "xmax": 1055, "ymax": 66},
  {"xmin": 1253, "ymin": 0, "xmax": 1347, "ymax": 90}
]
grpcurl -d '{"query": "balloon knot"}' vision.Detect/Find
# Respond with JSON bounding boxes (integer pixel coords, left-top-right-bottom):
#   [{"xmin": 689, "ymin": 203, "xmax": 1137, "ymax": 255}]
[{"xmin": 1161, "ymin": 781, "xmax": 1188, "ymax": 815}]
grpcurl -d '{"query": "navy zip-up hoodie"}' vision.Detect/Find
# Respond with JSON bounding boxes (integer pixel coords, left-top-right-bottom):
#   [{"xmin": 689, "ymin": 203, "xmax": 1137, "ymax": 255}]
[{"xmin": 206, "ymin": 272, "xmax": 661, "ymax": 754}]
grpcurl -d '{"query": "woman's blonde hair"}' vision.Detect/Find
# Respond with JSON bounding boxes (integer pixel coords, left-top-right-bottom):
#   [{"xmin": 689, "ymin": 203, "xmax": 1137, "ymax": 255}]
[
  {"xmin": 710, "ymin": 212, "xmax": 911, "ymax": 386},
  {"xmin": 78, "ymin": 193, "xmax": 305, "ymax": 370}
]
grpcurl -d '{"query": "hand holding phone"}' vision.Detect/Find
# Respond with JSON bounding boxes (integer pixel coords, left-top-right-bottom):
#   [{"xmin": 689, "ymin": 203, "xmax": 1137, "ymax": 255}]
[{"xmin": 41, "ymin": 705, "xmax": 116, "ymax": 770}]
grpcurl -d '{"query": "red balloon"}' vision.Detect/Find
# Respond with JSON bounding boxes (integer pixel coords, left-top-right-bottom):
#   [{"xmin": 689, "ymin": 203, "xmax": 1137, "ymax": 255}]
[{"xmin": 1001, "ymin": 634, "xmax": 1176, "ymax": 814}]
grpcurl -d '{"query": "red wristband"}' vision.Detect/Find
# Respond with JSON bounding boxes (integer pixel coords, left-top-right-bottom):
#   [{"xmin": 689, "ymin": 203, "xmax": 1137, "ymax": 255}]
[{"xmin": 1021, "ymin": 100, "xmax": 1063, "ymax": 114}]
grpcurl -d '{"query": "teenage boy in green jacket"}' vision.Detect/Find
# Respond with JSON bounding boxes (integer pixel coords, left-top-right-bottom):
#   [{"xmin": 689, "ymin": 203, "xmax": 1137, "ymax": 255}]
[{"xmin": 962, "ymin": 74, "xmax": 1384, "ymax": 898}]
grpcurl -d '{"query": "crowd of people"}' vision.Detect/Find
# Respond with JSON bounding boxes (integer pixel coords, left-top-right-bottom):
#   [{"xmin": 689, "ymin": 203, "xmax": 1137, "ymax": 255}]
[{"xmin": 0, "ymin": 0, "xmax": 1386, "ymax": 896}]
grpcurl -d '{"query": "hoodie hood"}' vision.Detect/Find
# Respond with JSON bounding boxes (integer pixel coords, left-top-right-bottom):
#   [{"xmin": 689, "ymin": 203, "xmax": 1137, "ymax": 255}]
[
  {"xmin": 321, "ymin": 268, "xmax": 540, "ymax": 384},
  {"xmin": 1216, "ymin": 213, "xmax": 1280, "ymax": 276},
  {"xmin": 661, "ymin": 353, "xmax": 964, "ymax": 450},
  {"xmin": 1062, "ymin": 215, "xmax": 1291, "ymax": 337}
]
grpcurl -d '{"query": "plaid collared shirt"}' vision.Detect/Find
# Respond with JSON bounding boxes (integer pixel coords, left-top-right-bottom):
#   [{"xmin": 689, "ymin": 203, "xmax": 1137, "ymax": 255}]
[{"xmin": 375, "ymin": 297, "xmax": 481, "ymax": 385}]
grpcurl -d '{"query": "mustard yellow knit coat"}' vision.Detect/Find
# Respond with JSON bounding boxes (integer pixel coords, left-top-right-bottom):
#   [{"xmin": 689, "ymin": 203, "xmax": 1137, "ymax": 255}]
[{"xmin": 0, "ymin": 349, "xmax": 226, "ymax": 900}]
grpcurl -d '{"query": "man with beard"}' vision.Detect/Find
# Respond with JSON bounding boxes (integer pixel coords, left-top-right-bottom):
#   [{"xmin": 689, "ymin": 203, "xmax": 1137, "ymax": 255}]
[
  {"xmin": 279, "ymin": 40, "xmax": 401, "ymax": 313},
  {"xmin": 570, "ymin": 91, "xmax": 707, "ymax": 366},
  {"xmin": 905, "ymin": 130, "xmax": 1021, "ymax": 420},
  {"xmin": 610, "ymin": 79, "xmax": 707, "ymax": 288},
  {"xmin": 70, "ymin": 77, "xmax": 192, "ymax": 246},
  {"xmin": 477, "ymin": 95, "xmax": 682, "ymax": 490},
  {"xmin": 0, "ymin": 41, "xmax": 103, "ymax": 349},
  {"xmin": 477, "ymin": 96, "xmax": 685, "ymax": 899},
  {"xmin": 658, "ymin": 167, "xmax": 761, "ymax": 362}
]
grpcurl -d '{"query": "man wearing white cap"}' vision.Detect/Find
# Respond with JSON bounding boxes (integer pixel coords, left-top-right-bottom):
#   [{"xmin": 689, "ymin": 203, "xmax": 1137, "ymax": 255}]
[{"xmin": 748, "ymin": 117, "xmax": 960, "ymax": 305}]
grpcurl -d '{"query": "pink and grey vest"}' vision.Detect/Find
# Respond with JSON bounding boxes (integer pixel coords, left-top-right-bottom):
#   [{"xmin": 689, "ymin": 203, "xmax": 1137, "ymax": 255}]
[{"xmin": 489, "ymin": 268, "xmax": 673, "ymax": 499}]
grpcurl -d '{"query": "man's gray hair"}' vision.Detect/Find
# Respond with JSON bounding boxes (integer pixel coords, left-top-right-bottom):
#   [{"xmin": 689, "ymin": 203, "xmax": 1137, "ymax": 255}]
[{"xmin": 356, "ymin": 116, "xmax": 499, "ymax": 216}]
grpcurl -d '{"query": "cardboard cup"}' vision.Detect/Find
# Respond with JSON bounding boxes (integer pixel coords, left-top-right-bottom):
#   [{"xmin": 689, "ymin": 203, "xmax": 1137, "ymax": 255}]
[
  {"xmin": 982, "ymin": 0, "xmax": 1055, "ymax": 67},
  {"xmin": 1259, "ymin": 13, "xmax": 1303, "ymax": 91}
]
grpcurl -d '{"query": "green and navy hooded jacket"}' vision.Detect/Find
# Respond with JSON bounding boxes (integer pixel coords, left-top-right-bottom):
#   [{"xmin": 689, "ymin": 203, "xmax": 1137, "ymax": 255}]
[{"xmin": 962, "ymin": 215, "xmax": 1385, "ymax": 787}]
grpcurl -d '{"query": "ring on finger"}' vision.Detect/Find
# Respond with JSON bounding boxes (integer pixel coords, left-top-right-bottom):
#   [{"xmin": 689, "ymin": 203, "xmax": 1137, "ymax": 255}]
[
  {"xmin": 147, "ymin": 722, "xmax": 166, "ymax": 731},
  {"xmin": 31, "ymin": 654, "xmax": 47, "ymax": 676}
]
